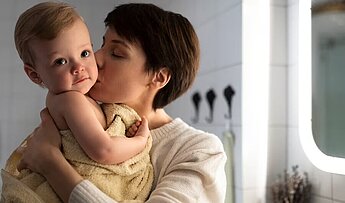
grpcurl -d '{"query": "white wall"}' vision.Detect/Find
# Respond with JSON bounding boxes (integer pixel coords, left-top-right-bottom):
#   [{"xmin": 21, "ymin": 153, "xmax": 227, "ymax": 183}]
[
  {"xmin": 165, "ymin": 0, "xmax": 287, "ymax": 202},
  {"xmin": 164, "ymin": 0, "xmax": 282, "ymax": 202},
  {"xmin": 165, "ymin": 0, "xmax": 345, "ymax": 202},
  {"xmin": 162, "ymin": 0, "xmax": 243, "ymax": 202}
]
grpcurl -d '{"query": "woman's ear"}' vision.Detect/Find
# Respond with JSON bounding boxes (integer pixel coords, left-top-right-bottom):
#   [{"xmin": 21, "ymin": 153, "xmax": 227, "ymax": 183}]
[
  {"xmin": 152, "ymin": 67, "xmax": 171, "ymax": 89},
  {"xmin": 24, "ymin": 64, "xmax": 42, "ymax": 85}
]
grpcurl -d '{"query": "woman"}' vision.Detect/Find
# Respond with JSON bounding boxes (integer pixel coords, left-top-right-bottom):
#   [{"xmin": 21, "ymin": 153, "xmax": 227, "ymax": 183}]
[{"xmin": 17, "ymin": 3, "xmax": 227, "ymax": 203}]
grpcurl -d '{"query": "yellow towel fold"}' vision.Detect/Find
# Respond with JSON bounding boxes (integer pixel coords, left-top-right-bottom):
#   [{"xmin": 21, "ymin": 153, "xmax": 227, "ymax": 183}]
[{"xmin": 1, "ymin": 103, "xmax": 153, "ymax": 203}]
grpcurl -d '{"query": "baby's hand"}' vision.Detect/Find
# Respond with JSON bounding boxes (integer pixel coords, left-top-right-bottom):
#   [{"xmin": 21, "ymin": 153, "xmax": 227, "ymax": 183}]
[
  {"xmin": 126, "ymin": 120, "xmax": 140, "ymax": 138},
  {"xmin": 126, "ymin": 117, "xmax": 149, "ymax": 140}
]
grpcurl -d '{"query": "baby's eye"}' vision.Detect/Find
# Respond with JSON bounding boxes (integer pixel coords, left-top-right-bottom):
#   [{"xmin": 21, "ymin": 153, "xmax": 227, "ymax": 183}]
[
  {"xmin": 81, "ymin": 50, "xmax": 90, "ymax": 58},
  {"xmin": 54, "ymin": 58, "xmax": 67, "ymax": 65}
]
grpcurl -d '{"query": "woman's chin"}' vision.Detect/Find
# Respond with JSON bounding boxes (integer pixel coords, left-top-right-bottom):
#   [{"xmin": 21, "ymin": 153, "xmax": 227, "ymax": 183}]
[{"xmin": 88, "ymin": 87, "xmax": 98, "ymax": 100}]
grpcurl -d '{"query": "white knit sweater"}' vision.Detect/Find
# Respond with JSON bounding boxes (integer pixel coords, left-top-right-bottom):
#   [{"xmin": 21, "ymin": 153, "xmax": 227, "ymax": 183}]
[{"xmin": 69, "ymin": 118, "xmax": 227, "ymax": 203}]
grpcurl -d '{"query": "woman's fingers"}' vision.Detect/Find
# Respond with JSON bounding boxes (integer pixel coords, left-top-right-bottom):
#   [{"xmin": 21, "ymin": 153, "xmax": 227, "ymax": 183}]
[{"xmin": 16, "ymin": 108, "xmax": 60, "ymax": 172}]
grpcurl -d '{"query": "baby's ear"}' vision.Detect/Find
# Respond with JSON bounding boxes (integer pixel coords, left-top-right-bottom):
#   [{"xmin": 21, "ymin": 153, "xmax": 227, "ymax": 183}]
[{"xmin": 24, "ymin": 64, "xmax": 42, "ymax": 85}]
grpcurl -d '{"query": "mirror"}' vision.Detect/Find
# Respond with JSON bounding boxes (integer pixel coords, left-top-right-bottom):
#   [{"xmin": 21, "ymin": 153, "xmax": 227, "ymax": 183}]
[
  {"xmin": 299, "ymin": 0, "xmax": 345, "ymax": 175},
  {"xmin": 312, "ymin": 1, "xmax": 345, "ymax": 159}
]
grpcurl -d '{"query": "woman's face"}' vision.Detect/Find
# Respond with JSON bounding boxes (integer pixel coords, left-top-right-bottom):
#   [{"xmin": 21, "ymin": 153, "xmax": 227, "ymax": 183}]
[{"xmin": 89, "ymin": 27, "xmax": 153, "ymax": 109}]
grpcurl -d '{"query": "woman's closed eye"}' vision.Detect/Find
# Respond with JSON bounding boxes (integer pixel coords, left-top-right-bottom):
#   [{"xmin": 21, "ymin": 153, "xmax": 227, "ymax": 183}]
[
  {"xmin": 111, "ymin": 49, "xmax": 126, "ymax": 58},
  {"xmin": 112, "ymin": 52, "xmax": 122, "ymax": 58}
]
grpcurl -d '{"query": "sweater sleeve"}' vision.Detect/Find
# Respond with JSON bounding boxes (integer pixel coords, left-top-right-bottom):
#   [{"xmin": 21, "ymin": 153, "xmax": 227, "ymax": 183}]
[
  {"xmin": 147, "ymin": 133, "xmax": 227, "ymax": 203},
  {"xmin": 69, "ymin": 130, "xmax": 227, "ymax": 203}
]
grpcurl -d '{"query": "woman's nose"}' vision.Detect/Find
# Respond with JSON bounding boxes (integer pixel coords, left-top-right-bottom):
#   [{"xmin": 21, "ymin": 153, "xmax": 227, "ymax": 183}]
[{"xmin": 95, "ymin": 49, "xmax": 103, "ymax": 69}]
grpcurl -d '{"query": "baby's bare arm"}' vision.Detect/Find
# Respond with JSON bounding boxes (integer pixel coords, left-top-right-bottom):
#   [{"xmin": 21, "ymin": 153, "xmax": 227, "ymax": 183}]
[
  {"xmin": 48, "ymin": 91, "xmax": 148, "ymax": 165},
  {"xmin": 94, "ymin": 117, "xmax": 149, "ymax": 164}
]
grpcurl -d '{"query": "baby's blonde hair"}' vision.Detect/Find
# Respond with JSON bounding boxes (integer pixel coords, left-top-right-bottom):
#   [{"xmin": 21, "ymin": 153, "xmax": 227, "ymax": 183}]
[{"xmin": 14, "ymin": 1, "xmax": 82, "ymax": 66}]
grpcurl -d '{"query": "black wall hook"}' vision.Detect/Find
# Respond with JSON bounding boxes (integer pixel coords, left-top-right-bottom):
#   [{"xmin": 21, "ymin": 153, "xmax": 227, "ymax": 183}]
[
  {"xmin": 191, "ymin": 92, "xmax": 201, "ymax": 123},
  {"xmin": 205, "ymin": 89, "xmax": 216, "ymax": 123},
  {"xmin": 224, "ymin": 85, "xmax": 235, "ymax": 119}
]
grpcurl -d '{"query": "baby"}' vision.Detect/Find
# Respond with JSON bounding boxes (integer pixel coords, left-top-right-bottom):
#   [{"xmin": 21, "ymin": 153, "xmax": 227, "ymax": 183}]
[{"xmin": 1, "ymin": 2, "xmax": 153, "ymax": 203}]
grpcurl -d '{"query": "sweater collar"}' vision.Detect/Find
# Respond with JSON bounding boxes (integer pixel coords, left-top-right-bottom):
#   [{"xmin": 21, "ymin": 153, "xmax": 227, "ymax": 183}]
[{"xmin": 150, "ymin": 118, "xmax": 186, "ymax": 141}]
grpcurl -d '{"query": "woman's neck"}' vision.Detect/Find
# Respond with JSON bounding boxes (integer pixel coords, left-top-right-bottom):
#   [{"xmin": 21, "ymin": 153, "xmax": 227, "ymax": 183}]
[
  {"xmin": 145, "ymin": 108, "xmax": 172, "ymax": 130},
  {"xmin": 128, "ymin": 99, "xmax": 172, "ymax": 129}
]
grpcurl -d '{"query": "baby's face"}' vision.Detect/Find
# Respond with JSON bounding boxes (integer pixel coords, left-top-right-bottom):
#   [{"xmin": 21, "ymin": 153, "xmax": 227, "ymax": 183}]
[{"xmin": 30, "ymin": 18, "xmax": 97, "ymax": 95}]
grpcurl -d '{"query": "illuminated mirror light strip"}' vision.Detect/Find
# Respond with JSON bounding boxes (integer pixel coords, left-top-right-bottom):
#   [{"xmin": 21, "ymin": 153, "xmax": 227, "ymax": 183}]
[{"xmin": 242, "ymin": 0, "xmax": 270, "ymax": 200}]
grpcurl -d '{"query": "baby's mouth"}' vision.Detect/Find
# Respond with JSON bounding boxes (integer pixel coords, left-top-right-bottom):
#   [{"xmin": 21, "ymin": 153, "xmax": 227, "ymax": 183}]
[{"xmin": 74, "ymin": 77, "xmax": 89, "ymax": 84}]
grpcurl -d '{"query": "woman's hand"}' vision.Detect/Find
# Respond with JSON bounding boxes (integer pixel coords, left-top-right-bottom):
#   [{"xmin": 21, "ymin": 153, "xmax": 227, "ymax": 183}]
[
  {"xmin": 17, "ymin": 108, "xmax": 83, "ymax": 203},
  {"xmin": 17, "ymin": 108, "xmax": 62, "ymax": 174}
]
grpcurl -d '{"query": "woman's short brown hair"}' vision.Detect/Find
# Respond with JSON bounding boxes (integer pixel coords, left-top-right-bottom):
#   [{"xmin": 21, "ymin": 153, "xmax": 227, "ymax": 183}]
[
  {"xmin": 14, "ymin": 2, "xmax": 81, "ymax": 66},
  {"xmin": 105, "ymin": 3, "xmax": 200, "ymax": 109}
]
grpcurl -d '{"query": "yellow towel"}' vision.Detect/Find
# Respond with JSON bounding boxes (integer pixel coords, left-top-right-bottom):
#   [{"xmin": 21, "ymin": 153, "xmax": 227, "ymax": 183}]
[{"xmin": 1, "ymin": 103, "xmax": 153, "ymax": 203}]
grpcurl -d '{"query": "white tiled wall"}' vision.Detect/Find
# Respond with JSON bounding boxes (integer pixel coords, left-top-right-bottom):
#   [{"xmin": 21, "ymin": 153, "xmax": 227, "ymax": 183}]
[
  {"xmin": 167, "ymin": 0, "xmax": 345, "ymax": 202},
  {"xmin": 165, "ymin": 0, "xmax": 288, "ymax": 202},
  {"xmin": 162, "ymin": 1, "xmax": 243, "ymax": 202}
]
